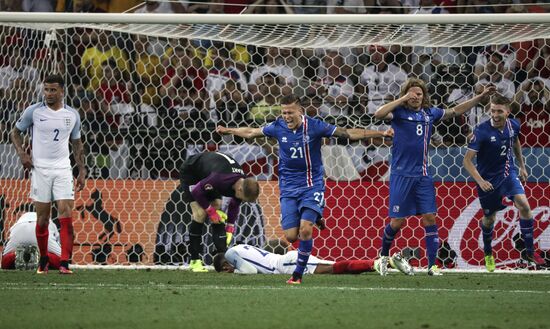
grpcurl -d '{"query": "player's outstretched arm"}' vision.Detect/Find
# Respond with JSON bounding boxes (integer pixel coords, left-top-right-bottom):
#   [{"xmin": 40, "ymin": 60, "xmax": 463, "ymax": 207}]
[
  {"xmin": 512, "ymin": 138, "xmax": 528, "ymax": 182},
  {"xmin": 444, "ymin": 85, "xmax": 496, "ymax": 120},
  {"xmin": 216, "ymin": 125, "xmax": 265, "ymax": 139},
  {"xmin": 333, "ymin": 127, "xmax": 394, "ymax": 141},
  {"xmin": 374, "ymin": 91, "xmax": 414, "ymax": 120},
  {"xmin": 463, "ymin": 150, "xmax": 493, "ymax": 192},
  {"xmin": 71, "ymin": 138, "xmax": 87, "ymax": 192},
  {"xmin": 10, "ymin": 127, "xmax": 32, "ymax": 169}
]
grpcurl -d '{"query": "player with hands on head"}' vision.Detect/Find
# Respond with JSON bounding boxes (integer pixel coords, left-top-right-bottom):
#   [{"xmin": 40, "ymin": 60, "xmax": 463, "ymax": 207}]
[{"xmin": 374, "ymin": 78, "xmax": 495, "ymax": 276}]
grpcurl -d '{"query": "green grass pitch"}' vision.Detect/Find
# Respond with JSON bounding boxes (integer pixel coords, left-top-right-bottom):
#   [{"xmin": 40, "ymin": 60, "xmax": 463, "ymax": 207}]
[{"xmin": 1, "ymin": 270, "xmax": 549, "ymax": 329}]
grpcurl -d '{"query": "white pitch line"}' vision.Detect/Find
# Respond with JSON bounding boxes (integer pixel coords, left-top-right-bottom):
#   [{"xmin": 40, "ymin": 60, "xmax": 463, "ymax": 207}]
[{"xmin": 1, "ymin": 283, "xmax": 549, "ymax": 294}]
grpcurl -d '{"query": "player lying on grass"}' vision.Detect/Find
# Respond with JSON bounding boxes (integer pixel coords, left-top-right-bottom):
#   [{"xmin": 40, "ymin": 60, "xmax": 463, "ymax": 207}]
[{"xmin": 213, "ymin": 244, "xmax": 414, "ymax": 276}]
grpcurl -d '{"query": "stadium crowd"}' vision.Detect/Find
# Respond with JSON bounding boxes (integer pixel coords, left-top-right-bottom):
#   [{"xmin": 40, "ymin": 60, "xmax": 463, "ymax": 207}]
[{"xmin": 0, "ymin": 0, "xmax": 549, "ymax": 181}]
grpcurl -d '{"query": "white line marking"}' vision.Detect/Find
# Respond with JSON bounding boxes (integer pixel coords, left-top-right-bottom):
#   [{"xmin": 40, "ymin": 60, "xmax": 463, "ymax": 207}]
[{"xmin": 1, "ymin": 283, "xmax": 549, "ymax": 294}]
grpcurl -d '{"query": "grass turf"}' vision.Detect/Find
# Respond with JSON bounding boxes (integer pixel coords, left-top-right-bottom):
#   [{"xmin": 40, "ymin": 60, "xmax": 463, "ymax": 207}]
[{"xmin": 1, "ymin": 270, "xmax": 549, "ymax": 329}]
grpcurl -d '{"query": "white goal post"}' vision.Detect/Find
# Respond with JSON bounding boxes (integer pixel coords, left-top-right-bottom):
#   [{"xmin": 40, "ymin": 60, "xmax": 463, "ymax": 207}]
[{"xmin": 0, "ymin": 12, "xmax": 549, "ymax": 271}]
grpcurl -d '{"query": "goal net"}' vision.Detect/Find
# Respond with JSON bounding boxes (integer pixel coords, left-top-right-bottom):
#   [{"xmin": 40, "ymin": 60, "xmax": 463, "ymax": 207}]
[{"xmin": 0, "ymin": 12, "xmax": 549, "ymax": 270}]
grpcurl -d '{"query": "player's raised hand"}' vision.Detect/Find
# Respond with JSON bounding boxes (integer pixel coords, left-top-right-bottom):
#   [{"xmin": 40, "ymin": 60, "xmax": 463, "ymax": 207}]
[
  {"xmin": 482, "ymin": 84, "xmax": 497, "ymax": 96},
  {"xmin": 216, "ymin": 125, "xmax": 230, "ymax": 135},
  {"xmin": 477, "ymin": 179, "xmax": 494, "ymax": 192},
  {"xmin": 400, "ymin": 90, "xmax": 417, "ymax": 104},
  {"xmin": 19, "ymin": 152, "xmax": 33, "ymax": 169}
]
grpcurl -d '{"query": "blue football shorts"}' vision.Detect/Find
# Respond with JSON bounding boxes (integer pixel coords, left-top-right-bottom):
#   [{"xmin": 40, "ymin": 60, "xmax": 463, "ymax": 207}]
[
  {"xmin": 280, "ymin": 188, "xmax": 325, "ymax": 230},
  {"xmin": 389, "ymin": 174, "xmax": 437, "ymax": 218}
]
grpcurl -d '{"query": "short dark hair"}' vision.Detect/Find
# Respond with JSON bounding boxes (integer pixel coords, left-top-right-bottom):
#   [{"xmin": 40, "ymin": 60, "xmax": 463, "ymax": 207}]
[
  {"xmin": 242, "ymin": 177, "xmax": 260, "ymax": 202},
  {"xmin": 213, "ymin": 252, "xmax": 226, "ymax": 272},
  {"xmin": 491, "ymin": 93, "xmax": 511, "ymax": 108},
  {"xmin": 280, "ymin": 94, "xmax": 301, "ymax": 106},
  {"xmin": 44, "ymin": 74, "xmax": 65, "ymax": 87}
]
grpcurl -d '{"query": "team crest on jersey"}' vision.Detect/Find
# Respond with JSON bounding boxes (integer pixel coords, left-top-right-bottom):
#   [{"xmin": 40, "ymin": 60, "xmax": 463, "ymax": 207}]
[
  {"xmin": 393, "ymin": 205, "xmax": 400, "ymax": 213},
  {"xmin": 64, "ymin": 117, "xmax": 71, "ymax": 128},
  {"xmin": 204, "ymin": 184, "xmax": 213, "ymax": 191}
]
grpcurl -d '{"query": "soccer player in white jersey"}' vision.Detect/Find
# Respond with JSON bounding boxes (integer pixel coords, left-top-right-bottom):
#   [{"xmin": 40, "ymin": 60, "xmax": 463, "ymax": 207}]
[
  {"xmin": 1, "ymin": 212, "xmax": 62, "ymax": 270},
  {"xmin": 213, "ymin": 244, "xmax": 414, "ymax": 276},
  {"xmin": 11, "ymin": 74, "xmax": 86, "ymax": 274}
]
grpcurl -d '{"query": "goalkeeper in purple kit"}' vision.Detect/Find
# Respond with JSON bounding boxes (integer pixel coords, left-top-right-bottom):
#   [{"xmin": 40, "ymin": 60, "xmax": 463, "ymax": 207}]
[{"xmin": 179, "ymin": 151, "xmax": 260, "ymax": 272}]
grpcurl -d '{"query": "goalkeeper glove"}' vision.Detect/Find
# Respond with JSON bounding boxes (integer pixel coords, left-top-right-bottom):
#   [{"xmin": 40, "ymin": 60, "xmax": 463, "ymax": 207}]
[
  {"xmin": 226, "ymin": 223, "xmax": 235, "ymax": 246},
  {"xmin": 205, "ymin": 206, "xmax": 222, "ymax": 223},
  {"xmin": 217, "ymin": 210, "xmax": 228, "ymax": 224}
]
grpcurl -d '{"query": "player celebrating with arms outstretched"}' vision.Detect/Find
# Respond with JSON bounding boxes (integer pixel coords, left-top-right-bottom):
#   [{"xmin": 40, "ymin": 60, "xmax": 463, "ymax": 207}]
[{"xmin": 217, "ymin": 94, "xmax": 392, "ymax": 284}]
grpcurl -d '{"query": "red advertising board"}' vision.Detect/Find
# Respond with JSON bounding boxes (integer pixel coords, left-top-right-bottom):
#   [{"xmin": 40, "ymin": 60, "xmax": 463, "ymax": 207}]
[{"xmin": 1, "ymin": 179, "xmax": 548, "ymax": 269}]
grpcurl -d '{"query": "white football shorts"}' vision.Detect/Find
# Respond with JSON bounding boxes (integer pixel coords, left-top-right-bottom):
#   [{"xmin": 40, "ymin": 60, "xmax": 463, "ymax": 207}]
[{"xmin": 30, "ymin": 167, "xmax": 74, "ymax": 202}]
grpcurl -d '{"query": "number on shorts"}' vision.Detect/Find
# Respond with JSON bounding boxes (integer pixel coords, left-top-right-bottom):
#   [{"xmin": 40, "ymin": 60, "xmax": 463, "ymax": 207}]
[
  {"xmin": 314, "ymin": 192, "xmax": 325, "ymax": 207},
  {"xmin": 416, "ymin": 124, "xmax": 423, "ymax": 136}
]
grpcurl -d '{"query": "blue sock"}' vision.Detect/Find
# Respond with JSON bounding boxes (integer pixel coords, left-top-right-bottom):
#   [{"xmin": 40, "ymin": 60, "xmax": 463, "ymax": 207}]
[
  {"xmin": 481, "ymin": 221, "xmax": 494, "ymax": 256},
  {"xmin": 520, "ymin": 218, "xmax": 534, "ymax": 255},
  {"xmin": 424, "ymin": 224, "xmax": 439, "ymax": 268},
  {"xmin": 381, "ymin": 224, "xmax": 398, "ymax": 257},
  {"xmin": 293, "ymin": 239, "xmax": 313, "ymax": 278}
]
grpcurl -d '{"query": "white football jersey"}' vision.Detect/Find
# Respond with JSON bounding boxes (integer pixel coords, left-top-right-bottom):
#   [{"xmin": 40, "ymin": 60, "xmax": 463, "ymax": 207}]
[
  {"xmin": 15, "ymin": 102, "xmax": 81, "ymax": 169},
  {"xmin": 225, "ymin": 244, "xmax": 332, "ymax": 275},
  {"xmin": 2, "ymin": 212, "xmax": 61, "ymax": 256}
]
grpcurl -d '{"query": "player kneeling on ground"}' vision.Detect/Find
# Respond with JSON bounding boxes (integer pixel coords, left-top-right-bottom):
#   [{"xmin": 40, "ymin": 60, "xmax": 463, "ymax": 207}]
[
  {"xmin": 1, "ymin": 212, "xmax": 62, "ymax": 271},
  {"xmin": 213, "ymin": 243, "xmax": 414, "ymax": 276}
]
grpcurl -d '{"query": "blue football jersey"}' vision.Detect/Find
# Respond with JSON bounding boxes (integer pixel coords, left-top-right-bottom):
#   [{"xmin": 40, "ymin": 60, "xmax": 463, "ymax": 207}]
[
  {"xmin": 390, "ymin": 106, "xmax": 444, "ymax": 177},
  {"xmin": 262, "ymin": 116, "xmax": 336, "ymax": 195},
  {"xmin": 468, "ymin": 118, "xmax": 520, "ymax": 186}
]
